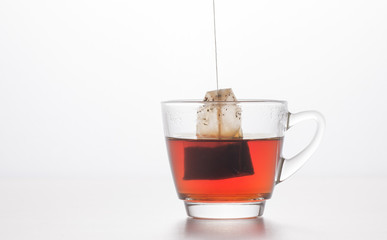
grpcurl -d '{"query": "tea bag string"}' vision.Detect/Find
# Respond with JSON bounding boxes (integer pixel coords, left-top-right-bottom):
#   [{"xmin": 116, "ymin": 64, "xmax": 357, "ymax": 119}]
[
  {"xmin": 212, "ymin": 0, "xmax": 219, "ymax": 94},
  {"xmin": 212, "ymin": 0, "xmax": 221, "ymax": 138}
]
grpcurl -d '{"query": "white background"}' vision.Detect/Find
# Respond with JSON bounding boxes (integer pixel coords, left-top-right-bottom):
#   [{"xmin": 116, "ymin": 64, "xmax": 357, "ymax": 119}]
[{"xmin": 1, "ymin": 0, "xmax": 387, "ymax": 178}]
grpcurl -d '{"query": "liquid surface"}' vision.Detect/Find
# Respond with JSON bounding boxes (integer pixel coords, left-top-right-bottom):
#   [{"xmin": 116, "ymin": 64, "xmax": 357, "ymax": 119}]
[{"xmin": 166, "ymin": 137, "xmax": 283, "ymax": 202}]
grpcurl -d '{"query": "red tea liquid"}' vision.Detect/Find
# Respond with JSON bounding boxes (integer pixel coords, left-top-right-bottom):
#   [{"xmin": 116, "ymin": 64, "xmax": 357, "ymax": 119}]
[{"xmin": 166, "ymin": 137, "xmax": 283, "ymax": 202}]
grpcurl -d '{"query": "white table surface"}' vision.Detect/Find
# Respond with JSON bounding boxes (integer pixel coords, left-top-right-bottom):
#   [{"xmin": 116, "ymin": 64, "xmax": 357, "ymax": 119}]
[{"xmin": 0, "ymin": 176, "xmax": 386, "ymax": 240}]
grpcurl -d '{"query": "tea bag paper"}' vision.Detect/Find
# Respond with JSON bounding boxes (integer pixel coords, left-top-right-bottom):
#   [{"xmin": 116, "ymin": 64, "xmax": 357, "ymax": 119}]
[
  {"xmin": 183, "ymin": 89, "xmax": 253, "ymax": 180},
  {"xmin": 196, "ymin": 88, "xmax": 243, "ymax": 139}
]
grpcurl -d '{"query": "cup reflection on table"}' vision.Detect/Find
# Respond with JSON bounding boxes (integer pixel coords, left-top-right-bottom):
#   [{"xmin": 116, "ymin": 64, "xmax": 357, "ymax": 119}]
[{"xmin": 184, "ymin": 218, "xmax": 267, "ymax": 239}]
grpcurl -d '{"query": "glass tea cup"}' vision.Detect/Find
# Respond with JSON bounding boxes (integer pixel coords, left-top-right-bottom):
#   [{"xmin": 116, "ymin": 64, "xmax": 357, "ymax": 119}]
[{"xmin": 162, "ymin": 100, "xmax": 325, "ymax": 219}]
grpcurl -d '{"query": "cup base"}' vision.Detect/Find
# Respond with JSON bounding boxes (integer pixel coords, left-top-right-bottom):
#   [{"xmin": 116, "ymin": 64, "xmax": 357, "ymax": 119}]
[{"xmin": 184, "ymin": 201, "xmax": 266, "ymax": 219}]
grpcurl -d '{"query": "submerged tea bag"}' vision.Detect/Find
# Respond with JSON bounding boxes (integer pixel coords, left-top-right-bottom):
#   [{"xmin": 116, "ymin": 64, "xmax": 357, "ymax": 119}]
[
  {"xmin": 184, "ymin": 142, "xmax": 254, "ymax": 180},
  {"xmin": 183, "ymin": 88, "xmax": 254, "ymax": 180},
  {"xmin": 196, "ymin": 88, "xmax": 243, "ymax": 139}
]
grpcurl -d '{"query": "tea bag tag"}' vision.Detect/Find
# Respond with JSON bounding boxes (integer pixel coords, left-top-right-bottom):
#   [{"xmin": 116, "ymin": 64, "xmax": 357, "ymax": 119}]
[{"xmin": 196, "ymin": 88, "xmax": 242, "ymax": 139}]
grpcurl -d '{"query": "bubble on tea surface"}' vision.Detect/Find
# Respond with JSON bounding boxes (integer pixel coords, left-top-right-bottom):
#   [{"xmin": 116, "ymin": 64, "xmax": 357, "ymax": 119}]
[{"xmin": 196, "ymin": 88, "xmax": 242, "ymax": 139}]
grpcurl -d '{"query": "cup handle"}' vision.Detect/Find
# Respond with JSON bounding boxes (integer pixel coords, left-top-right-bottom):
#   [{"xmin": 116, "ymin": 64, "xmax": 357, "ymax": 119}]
[{"xmin": 277, "ymin": 111, "xmax": 326, "ymax": 183}]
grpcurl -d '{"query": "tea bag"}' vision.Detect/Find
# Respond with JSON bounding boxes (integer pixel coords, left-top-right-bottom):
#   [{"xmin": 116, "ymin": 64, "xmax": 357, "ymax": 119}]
[
  {"xmin": 196, "ymin": 88, "xmax": 243, "ymax": 139},
  {"xmin": 183, "ymin": 88, "xmax": 254, "ymax": 180}
]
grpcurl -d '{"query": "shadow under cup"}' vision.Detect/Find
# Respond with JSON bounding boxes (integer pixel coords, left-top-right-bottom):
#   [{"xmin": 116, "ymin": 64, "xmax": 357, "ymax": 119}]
[{"xmin": 162, "ymin": 100, "xmax": 324, "ymax": 219}]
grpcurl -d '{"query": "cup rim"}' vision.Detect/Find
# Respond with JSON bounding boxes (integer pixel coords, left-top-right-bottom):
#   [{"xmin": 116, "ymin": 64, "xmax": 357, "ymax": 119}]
[{"xmin": 161, "ymin": 99, "xmax": 287, "ymax": 104}]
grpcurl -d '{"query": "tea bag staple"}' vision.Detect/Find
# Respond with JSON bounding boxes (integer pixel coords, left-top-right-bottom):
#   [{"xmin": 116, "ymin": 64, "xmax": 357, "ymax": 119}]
[{"xmin": 196, "ymin": 88, "xmax": 243, "ymax": 139}]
